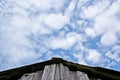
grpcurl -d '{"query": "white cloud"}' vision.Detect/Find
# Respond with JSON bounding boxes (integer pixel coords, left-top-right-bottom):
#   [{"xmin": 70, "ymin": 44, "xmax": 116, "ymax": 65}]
[
  {"xmin": 87, "ymin": 49, "xmax": 101, "ymax": 63},
  {"xmin": 0, "ymin": 0, "xmax": 52, "ymax": 70},
  {"xmin": 14, "ymin": 0, "xmax": 66, "ymax": 12},
  {"xmin": 44, "ymin": 51, "xmax": 54, "ymax": 60},
  {"xmin": 1, "ymin": 0, "xmax": 120, "ymax": 71},
  {"xmin": 46, "ymin": 32, "xmax": 82, "ymax": 50},
  {"xmin": 100, "ymin": 31, "xmax": 117, "ymax": 46},
  {"xmin": 83, "ymin": 0, "xmax": 120, "ymax": 69},
  {"xmin": 11, "ymin": 15, "xmax": 31, "ymax": 31},
  {"xmin": 106, "ymin": 51, "xmax": 120, "ymax": 62},
  {"xmin": 112, "ymin": 45, "xmax": 120, "ymax": 51},
  {"xmin": 73, "ymin": 53, "xmax": 87, "ymax": 65},
  {"xmin": 30, "ymin": 14, "xmax": 52, "ymax": 35},
  {"xmin": 83, "ymin": 1, "xmax": 120, "ymax": 47},
  {"xmin": 96, "ymin": 1, "xmax": 120, "ymax": 33},
  {"xmin": 85, "ymin": 27, "xmax": 96, "ymax": 37},
  {"xmin": 0, "ymin": 24, "xmax": 38, "ymax": 67},
  {"xmin": 105, "ymin": 45, "xmax": 120, "ymax": 62},
  {"xmin": 14, "ymin": 0, "xmax": 31, "ymax": 9},
  {"xmin": 31, "ymin": 22, "xmax": 51, "ymax": 35},
  {"xmin": 106, "ymin": 61, "xmax": 117, "ymax": 69},
  {"xmin": 50, "ymin": 0, "xmax": 66, "ymax": 11},
  {"xmin": 67, "ymin": 1, "xmax": 76, "ymax": 12},
  {"xmin": 82, "ymin": 0, "xmax": 111, "ymax": 19},
  {"xmin": 65, "ymin": 0, "xmax": 76, "ymax": 15},
  {"xmin": 44, "ymin": 13, "xmax": 69, "ymax": 30},
  {"xmin": 0, "ymin": 0, "xmax": 70, "ymax": 70}
]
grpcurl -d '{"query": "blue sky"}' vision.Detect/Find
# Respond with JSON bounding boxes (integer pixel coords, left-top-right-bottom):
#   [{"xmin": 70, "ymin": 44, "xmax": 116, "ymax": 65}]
[{"xmin": 0, "ymin": 0, "xmax": 120, "ymax": 71}]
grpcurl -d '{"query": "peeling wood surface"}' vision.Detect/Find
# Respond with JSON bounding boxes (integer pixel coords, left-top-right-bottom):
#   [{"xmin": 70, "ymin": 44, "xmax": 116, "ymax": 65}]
[
  {"xmin": 19, "ymin": 71, "xmax": 43, "ymax": 80},
  {"xmin": 19, "ymin": 64, "xmax": 90, "ymax": 80}
]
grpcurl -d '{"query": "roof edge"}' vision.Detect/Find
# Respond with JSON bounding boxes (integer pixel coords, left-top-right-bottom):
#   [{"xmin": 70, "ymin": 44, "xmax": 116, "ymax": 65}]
[{"xmin": 0, "ymin": 57, "xmax": 120, "ymax": 80}]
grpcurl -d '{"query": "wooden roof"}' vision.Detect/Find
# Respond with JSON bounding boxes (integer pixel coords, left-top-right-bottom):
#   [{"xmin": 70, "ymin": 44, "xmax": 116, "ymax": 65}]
[{"xmin": 0, "ymin": 57, "xmax": 120, "ymax": 80}]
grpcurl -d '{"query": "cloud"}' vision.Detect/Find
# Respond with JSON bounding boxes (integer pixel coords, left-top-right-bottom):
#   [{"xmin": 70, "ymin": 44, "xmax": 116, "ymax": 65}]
[
  {"xmin": 83, "ymin": 0, "xmax": 111, "ymax": 19},
  {"xmin": 14, "ymin": 0, "xmax": 66, "ymax": 12},
  {"xmin": 85, "ymin": 27, "xmax": 96, "ymax": 38},
  {"xmin": 86, "ymin": 49, "xmax": 101, "ymax": 64},
  {"xmin": 73, "ymin": 53, "xmax": 87, "ymax": 65},
  {"xmin": 0, "ymin": 0, "xmax": 120, "ymax": 71},
  {"xmin": 45, "ymin": 32, "xmax": 82, "ymax": 50},
  {"xmin": 100, "ymin": 31, "xmax": 117, "ymax": 46},
  {"xmin": 84, "ymin": 0, "xmax": 120, "ymax": 46},
  {"xmin": 106, "ymin": 45, "xmax": 120, "ymax": 62},
  {"xmin": 44, "ymin": 13, "xmax": 69, "ymax": 30}
]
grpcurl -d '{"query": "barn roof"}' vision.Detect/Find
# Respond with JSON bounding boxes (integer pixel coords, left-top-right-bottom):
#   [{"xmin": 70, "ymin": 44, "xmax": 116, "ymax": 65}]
[{"xmin": 0, "ymin": 57, "xmax": 120, "ymax": 80}]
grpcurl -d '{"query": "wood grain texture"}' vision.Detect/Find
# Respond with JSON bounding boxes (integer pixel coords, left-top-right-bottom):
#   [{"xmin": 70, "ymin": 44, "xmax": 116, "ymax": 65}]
[
  {"xmin": 54, "ymin": 64, "xmax": 60, "ymax": 80},
  {"xmin": 60, "ymin": 63, "xmax": 69, "ymax": 80},
  {"xmin": 41, "ymin": 64, "xmax": 56, "ymax": 80}
]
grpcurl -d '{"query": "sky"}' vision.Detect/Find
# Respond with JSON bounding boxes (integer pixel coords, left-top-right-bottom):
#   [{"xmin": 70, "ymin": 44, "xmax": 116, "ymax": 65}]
[{"xmin": 0, "ymin": 0, "xmax": 120, "ymax": 71}]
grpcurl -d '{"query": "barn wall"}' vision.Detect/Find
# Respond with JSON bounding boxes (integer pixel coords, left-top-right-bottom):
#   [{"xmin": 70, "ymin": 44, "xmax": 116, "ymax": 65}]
[
  {"xmin": 19, "ymin": 64, "xmax": 100, "ymax": 80},
  {"xmin": 19, "ymin": 64, "xmax": 101, "ymax": 80}
]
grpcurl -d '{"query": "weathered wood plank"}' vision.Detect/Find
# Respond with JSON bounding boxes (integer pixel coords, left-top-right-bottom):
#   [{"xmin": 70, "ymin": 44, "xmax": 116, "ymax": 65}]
[
  {"xmin": 34, "ymin": 71, "xmax": 43, "ymax": 80},
  {"xmin": 60, "ymin": 63, "xmax": 69, "ymax": 80},
  {"xmin": 41, "ymin": 64, "xmax": 56, "ymax": 80},
  {"xmin": 77, "ymin": 71, "xmax": 89, "ymax": 80},
  {"xmin": 47, "ymin": 64, "xmax": 56, "ymax": 80},
  {"xmin": 19, "ymin": 70, "xmax": 43, "ymax": 80},
  {"xmin": 54, "ymin": 64, "xmax": 60, "ymax": 80},
  {"xmin": 41, "ymin": 65, "xmax": 49, "ymax": 80},
  {"xmin": 19, "ymin": 73, "xmax": 35, "ymax": 80},
  {"xmin": 84, "ymin": 73, "xmax": 89, "ymax": 80},
  {"xmin": 69, "ymin": 71, "xmax": 77, "ymax": 80},
  {"xmin": 77, "ymin": 71, "xmax": 84, "ymax": 80}
]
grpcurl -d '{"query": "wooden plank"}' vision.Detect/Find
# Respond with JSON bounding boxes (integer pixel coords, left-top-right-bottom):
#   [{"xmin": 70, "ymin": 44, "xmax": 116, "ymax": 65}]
[
  {"xmin": 77, "ymin": 71, "xmax": 84, "ymax": 80},
  {"xmin": 19, "ymin": 73, "xmax": 36, "ymax": 80},
  {"xmin": 34, "ymin": 71, "xmax": 43, "ymax": 80},
  {"xmin": 69, "ymin": 71, "xmax": 77, "ymax": 80},
  {"xmin": 77, "ymin": 71, "xmax": 89, "ymax": 80},
  {"xmin": 60, "ymin": 63, "xmax": 69, "ymax": 80},
  {"xmin": 41, "ymin": 64, "xmax": 56, "ymax": 80},
  {"xmin": 41, "ymin": 65, "xmax": 49, "ymax": 80},
  {"xmin": 83, "ymin": 73, "xmax": 89, "ymax": 80},
  {"xmin": 60, "ymin": 63, "xmax": 64, "ymax": 80},
  {"xmin": 47, "ymin": 64, "xmax": 56, "ymax": 80},
  {"xmin": 54, "ymin": 64, "xmax": 60, "ymax": 80},
  {"xmin": 19, "ymin": 70, "xmax": 43, "ymax": 80}
]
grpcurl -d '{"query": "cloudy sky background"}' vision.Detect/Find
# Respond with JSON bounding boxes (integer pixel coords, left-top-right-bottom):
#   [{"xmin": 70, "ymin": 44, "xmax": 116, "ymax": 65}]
[{"xmin": 0, "ymin": 0, "xmax": 120, "ymax": 71}]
